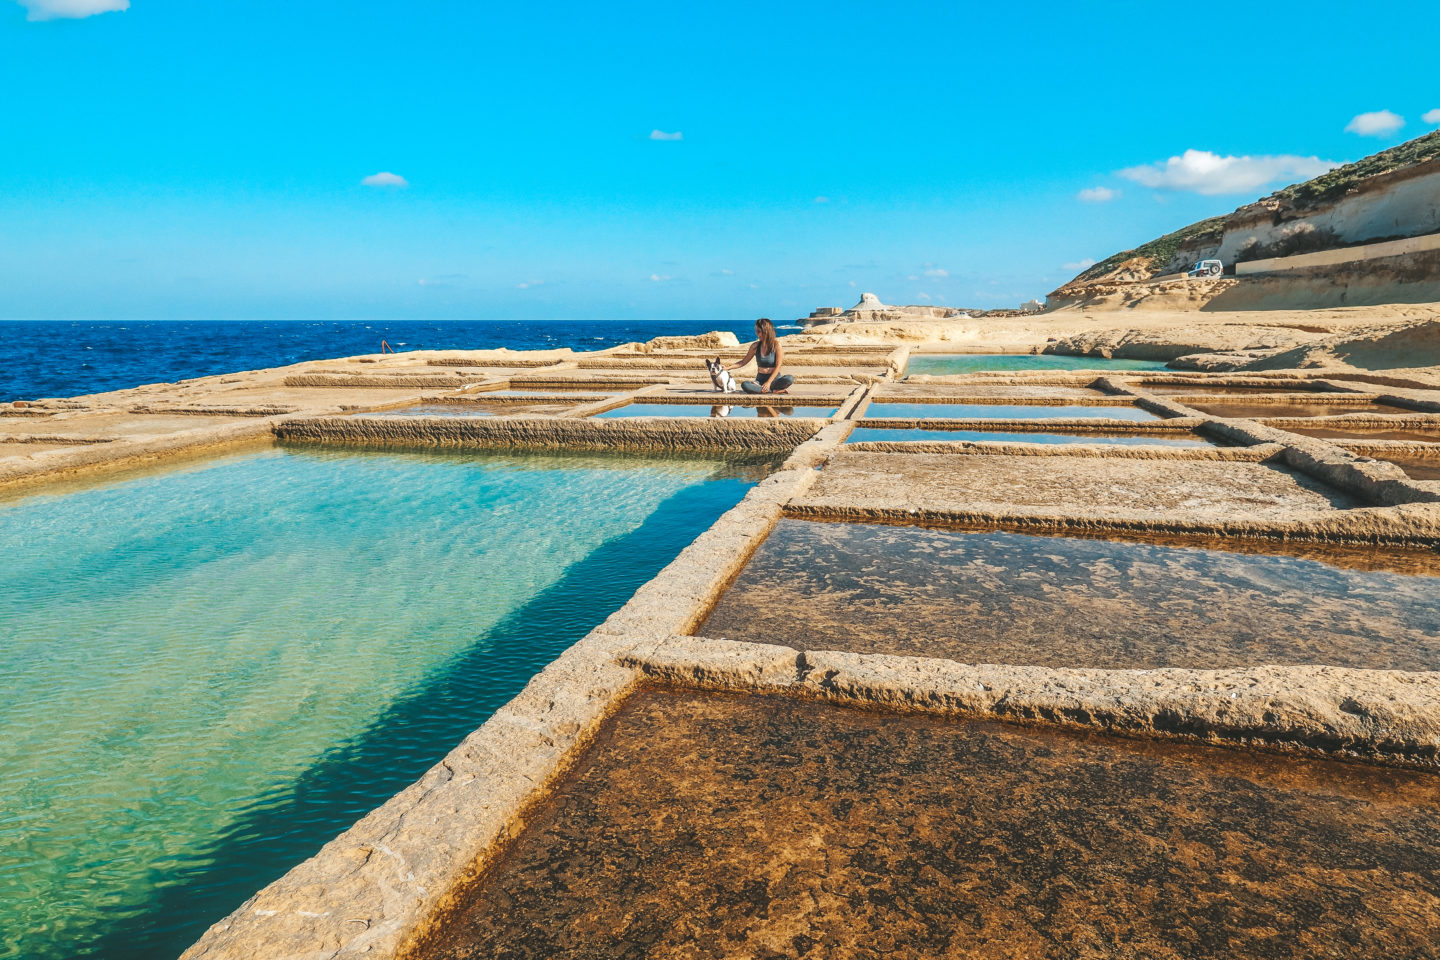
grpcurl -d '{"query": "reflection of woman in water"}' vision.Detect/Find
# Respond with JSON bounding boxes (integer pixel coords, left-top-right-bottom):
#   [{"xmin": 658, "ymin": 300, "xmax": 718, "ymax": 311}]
[
  {"xmin": 725, "ymin": 318, "xmax": 794, "ymax": 394},
  {"xmin": 709, "ymin": 405, "xmax": 795, "ymax": 418}
]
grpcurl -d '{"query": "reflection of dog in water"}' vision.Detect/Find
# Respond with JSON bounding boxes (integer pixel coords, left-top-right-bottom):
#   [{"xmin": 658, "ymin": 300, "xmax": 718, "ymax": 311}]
[{"xmin": 706, "ymin": 358, "xmax": 739, "ymax": 393}]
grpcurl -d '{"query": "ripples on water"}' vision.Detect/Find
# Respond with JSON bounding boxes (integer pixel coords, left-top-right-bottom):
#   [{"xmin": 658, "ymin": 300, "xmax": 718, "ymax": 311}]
[{"xmin": 0, "ymin": 445, "xmax": 774, "ymax": 960}]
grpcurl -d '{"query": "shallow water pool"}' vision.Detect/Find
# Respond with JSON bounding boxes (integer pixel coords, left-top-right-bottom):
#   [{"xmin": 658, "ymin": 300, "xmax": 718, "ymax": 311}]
[
  {"xmin": 366, "ymin": 401, "xmax": 577, "ymax": 417},
  {"xmin": 862, "ymin": 402, "xmax": 1161, "ymax": 421},
  {"xmin": 595, "ymin": 402, "xmax": 837, "ymax": 419},
  {"xmin": 1287, "ymin": 425, "xmax": 1440, "ymax": 443},
  {"xmin": 905, "ymin": 354, "xmax": 1170, "ymax": 376},
  {"xmin": 1373, "ymin": 454, "xmax": 1440, "ymax": 481},
  {"xmin": 1187, "ymin": 400, "xmax": 1407, "ymax": 419},
  {"xmin": 701, "ymin": 520, "xmax": 1440, "ymax": 670},
  {"xmin": 846, "ymin": 426, "xmax": 1211, "ymax": 446},
  {"xmin": 0, "ymin": 446, "xmax": 772, "ymax": 960}
]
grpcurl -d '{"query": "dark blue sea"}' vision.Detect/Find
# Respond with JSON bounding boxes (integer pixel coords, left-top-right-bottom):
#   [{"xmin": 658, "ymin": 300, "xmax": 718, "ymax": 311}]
[{"xmin": 0, "ymin": 319, "xmax": 756, "ymax": 403}]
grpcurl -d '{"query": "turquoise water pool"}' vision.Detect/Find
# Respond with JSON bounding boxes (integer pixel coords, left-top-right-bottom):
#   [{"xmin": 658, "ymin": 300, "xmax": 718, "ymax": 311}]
[
  {"xmin": 905, "ymin": 354, "xmax": 1170, "ymax": 376},
  {"xmin": 845, "ymin": 427, "xmax": 1211, "ymax": 446},
  {"xmin": 595, "ymin": 403, "xmax": 837, "ymax": 418},
  {"xmin": 861, "ymin": 402, "xmax": 1161, "ymax": 421},
  {"xmin": 0, "ymin": 446, "xmax": 772, "ymax": 960}
]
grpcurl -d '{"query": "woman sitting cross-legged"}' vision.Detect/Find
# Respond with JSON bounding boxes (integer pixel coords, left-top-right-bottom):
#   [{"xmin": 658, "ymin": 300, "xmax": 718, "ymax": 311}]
[{"xmin": 725, "ymin": 317, "xmax": 794, "ymax": 394}]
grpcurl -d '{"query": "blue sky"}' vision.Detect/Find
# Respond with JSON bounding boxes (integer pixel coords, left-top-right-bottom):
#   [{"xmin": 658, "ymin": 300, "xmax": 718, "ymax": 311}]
[{"xmin": 3, "ymin": 0, "xmax": 1438, "ymax": 321}]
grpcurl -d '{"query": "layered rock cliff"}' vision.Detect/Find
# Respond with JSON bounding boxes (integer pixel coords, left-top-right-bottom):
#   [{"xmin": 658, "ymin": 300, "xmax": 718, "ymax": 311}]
[{"xmin": 1052, "ymin": 131, "xmax": 1440, "ymax": 310}]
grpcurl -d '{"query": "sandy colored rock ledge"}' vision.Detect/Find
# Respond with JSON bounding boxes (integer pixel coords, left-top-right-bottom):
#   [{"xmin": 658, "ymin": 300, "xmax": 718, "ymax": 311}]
[
  {"xmin": 284, "ymin": 374, "xmax": 491, "ymax": 388},
  {"xmin": 624, "ymin": 637, "xmax": 1440, "ymax": 768}
]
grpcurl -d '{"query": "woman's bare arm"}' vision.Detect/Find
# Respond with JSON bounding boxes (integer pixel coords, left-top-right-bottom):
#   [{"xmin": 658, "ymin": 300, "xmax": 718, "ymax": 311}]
[{"xmin": 724, "ymin": 343, "xmax": 758, "ymax": 372}]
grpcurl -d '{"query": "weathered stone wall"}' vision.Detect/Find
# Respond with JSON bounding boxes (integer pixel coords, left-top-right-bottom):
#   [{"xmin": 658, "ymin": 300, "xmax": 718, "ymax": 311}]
[{"xmin": 274, "ymin": 415, "xmax": 824, "ymax": 452}]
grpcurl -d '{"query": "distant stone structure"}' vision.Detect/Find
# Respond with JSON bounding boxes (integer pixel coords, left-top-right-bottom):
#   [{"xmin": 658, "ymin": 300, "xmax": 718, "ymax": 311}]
[
  {"xmin": 798, "ymin": 293, "xmax": 970, "ymax": 327},
  {"xmin": 797, "ymin": 306, "xmax": 843, "ymax": 328},
  {"xmin": 1020, "ymin": 299, "xmax": 1046, "ymax": 314}
]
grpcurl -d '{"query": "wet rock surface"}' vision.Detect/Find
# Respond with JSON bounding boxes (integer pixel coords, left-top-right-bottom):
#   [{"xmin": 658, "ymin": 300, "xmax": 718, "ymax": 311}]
[
  {"xmin": 1187, "ymin": 400, "xmax": 1410, "ymax": 419},
  {"xmin": 408, "ymin": 687, "xmax": 1440, "ymax": 960},
  {"xmin": 701, "ymin": 520, "xmax": 1440, "ymax": 670},
  {"xmin": 1288, "ymin": 425, "xmax": 1440, "ymax": 443},
  {"xmin": 1380, "ymin": 455, "xmax": 1440, "ymax": 481}
]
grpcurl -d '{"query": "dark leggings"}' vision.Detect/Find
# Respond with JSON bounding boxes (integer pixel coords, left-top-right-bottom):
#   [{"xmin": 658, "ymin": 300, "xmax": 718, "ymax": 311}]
[{"xmin": 742, "ymin": 373, "xmax": 794, "ymax": 393}]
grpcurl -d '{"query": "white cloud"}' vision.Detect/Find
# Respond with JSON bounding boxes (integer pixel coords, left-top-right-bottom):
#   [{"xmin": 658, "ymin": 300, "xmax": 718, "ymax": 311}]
[
  {"xmin": 923, "ymin": 267, "xmax": 948, "ymax": 278},
  {"xmin": 720, "ymin": 268, "xmax": 734, "ymax": 275},
  {"xmin": 17, "ymin": 0, "xmax": 126, "ymax": 20},
  {"xmin": 1118, "ymin": 149, "xmax": 1338, "ymax": 196},
  {"xmin": 1345, "ymin": 110, "xmax": 1404, "ymax": 137},
  {"xmin": 848, "ymin": 280, "xmax": 856, "ymax": 287},
  {"xmin": 916, "ymin": 292, "xmax": 932, "ymax": 301},
  {"xmin": 1063, "ymin": 258, "xmax": 1097, "ymax": 272},
  {"xmin": 1077, "ymin": 186, "xmax": 1119, "ymax": 203},
  {"xmin": 813, "ymin": 196, "xmax": 830, "ymax": 204},
  {"xmin": 649, "ymin": 130, "xmax": 683, "ymax": 141},
  {"xmin": 361, "ymin": 171, "xmax": 409, "ymax": 188},
  {"xmin": 649, "ymin": 273, "xmax": 671, "ymax": 282},
  {"xmin": 1424, "ymin": 109, "xmax": 1440, "ymax": 126}
]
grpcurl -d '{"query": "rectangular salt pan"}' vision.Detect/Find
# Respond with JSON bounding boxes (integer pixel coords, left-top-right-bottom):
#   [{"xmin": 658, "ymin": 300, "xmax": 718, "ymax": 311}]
[
  {"xmin": 0, "ymin": 447, "xmax": 763, "ymax": 960},
  {"xmin": 595, "ymin": 403, "xmax": 837, "ymax": 419},
  {"xmin": 366, "ymin": 402, "xmax": 575, "ymax": 417},
  {"xmin": 862, "ymin": 402, "xmax": 1161, "ymax": 421},
  {"xmin": 846, "ymin": 426, "xmax": 1211, "ymax": 446},
  {"xmin": 700, "ymin": 520, "xmax": 1440, "ymax": 671},
  {"xmin": 410, "ymin": 688, "xmax": 1440, "ymax": 960},
  {"xmin": 1187, "ymin": 400, "xmax": 1407, "ymax": 419},
  {"xmin": 906, "ymin": 354, "xmax": 1170, "ymax": 375}
]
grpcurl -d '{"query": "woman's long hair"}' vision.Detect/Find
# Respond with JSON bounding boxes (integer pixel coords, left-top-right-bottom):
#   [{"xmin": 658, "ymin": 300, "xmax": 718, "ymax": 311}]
[{"xmin": 755, "ymin": 318, "xmax": 778, "ymax": 360}]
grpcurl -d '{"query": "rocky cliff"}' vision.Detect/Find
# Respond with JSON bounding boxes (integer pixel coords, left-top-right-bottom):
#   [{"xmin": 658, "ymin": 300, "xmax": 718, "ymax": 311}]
[{"xmin": 1053, "ymin": 131, "xmax": 1440, "ymax": 310}]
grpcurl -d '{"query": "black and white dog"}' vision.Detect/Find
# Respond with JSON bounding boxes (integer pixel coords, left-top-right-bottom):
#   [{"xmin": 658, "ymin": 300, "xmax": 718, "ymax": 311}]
[{"xmin": 706, "ymin": 357, "xmax": 739, "ymax": 393}]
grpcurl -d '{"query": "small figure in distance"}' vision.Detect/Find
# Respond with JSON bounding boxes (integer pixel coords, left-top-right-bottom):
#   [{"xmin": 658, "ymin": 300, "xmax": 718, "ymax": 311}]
[{"xmin": 724, "ymin": 317, "xmax": 794, "ymax": 395}]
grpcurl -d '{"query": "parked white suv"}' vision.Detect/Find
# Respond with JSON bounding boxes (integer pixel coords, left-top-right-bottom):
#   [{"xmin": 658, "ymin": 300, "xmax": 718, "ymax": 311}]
[{"xmin": 1187, "ymin": 259, "xmax": 1224, "ymax": 278}]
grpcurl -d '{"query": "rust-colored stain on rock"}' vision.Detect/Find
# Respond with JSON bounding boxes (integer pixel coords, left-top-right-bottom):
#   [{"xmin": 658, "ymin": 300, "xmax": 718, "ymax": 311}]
[
  {"xmin": 408, "ymin": 688, "xmax": 1440, "ymax": 960},
  {"xmin": 700, "ymin": 520, "xmax": 1440, "ymax": 670}
]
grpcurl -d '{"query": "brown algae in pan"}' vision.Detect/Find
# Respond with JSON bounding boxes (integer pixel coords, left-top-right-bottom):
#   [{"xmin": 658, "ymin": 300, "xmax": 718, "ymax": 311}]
[{"xmin": 408, "ymin": 688, "xmax": 1440, "ymax": 960}]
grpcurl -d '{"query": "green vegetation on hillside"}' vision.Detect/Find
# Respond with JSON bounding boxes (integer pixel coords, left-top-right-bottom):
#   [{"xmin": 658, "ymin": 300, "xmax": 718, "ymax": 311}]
[
  {"xmin": 1064, "ymin": 131, "xmax": 1440, "ymax": 289},
  {"xmin": 1070, "ymin": 214, "xmax": 1228, "ymax": 285},
  {"xmin": 1264, "ymin": 130, "xmax": 1440, "ymax": 209}
]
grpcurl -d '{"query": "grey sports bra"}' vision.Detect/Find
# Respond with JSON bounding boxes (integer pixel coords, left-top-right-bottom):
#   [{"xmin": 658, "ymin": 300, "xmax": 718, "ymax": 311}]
[{"xmin": 756, "ymin": 347, "xmax": 777, "ymax": 369}]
